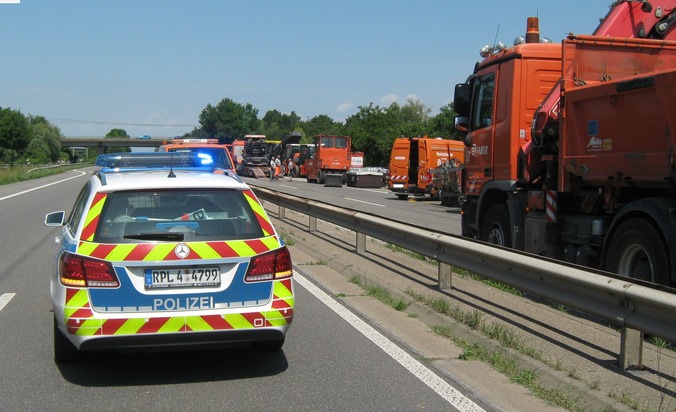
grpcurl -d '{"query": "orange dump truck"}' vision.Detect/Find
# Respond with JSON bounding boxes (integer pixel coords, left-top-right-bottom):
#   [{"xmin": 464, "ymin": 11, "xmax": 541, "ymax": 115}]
[
  {"xmin": 388, "ymin": 137, "xmax": 464, "ymax": 200},
  {"xmin": 453, "ymin": 3, "xmax": 676, "ymax": 286}
]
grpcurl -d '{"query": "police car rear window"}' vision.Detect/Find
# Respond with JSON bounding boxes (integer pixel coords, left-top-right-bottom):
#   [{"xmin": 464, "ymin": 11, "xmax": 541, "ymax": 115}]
[{"xmin": 95, "ymin": 189, "xmax": 263, "ymax": 243}]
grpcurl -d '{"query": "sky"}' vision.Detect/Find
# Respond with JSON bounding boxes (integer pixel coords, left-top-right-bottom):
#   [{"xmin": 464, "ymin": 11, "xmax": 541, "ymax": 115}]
[{"xmin": 1, "ymin": 0, "xmax": 606, "ymax": 138}]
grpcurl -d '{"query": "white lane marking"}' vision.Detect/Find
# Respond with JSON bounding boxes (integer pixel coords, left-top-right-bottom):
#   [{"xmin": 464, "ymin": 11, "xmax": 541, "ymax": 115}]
[
  {"xmin": 0, "ymin": 293, "xmax": 16, "ymax": 312},
  {"xmin": 354, "ymin": 188, "xmax": 389, "ymax": 194},
  {"xmin": 344, "ymin": 197, "xmax": 386, "ymax": 208},
  {"xmin": 278, "ymin": 184, "xmax": 298, "ymax": 189},
  {"xmin": 294, "ymin": 273, "xmax": 485, "ymax": 412},
  {"xmin": 0, "ymin": 170, "xmax": 87, "ymax": 202}
]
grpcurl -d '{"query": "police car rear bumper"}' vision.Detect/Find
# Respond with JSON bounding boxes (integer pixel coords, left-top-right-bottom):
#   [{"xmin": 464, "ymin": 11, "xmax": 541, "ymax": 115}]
[{"xmin": 76, "ymin": 327, "xmax": 288, "ymax": 352}]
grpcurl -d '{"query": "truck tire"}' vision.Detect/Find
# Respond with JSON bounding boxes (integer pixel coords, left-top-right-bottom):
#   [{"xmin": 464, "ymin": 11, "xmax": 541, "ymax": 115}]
[
  {"xmin": 480, "ymin": 204, "xmax": 512, "ymax": 247},
  {"xmin": 604, "ymin": 218, "xmax": 669, "ymax": 285},
  {"xmin": 396, "ymin": 194, "xmax": 408, "ymax": 200},
  {"xmin": 318, "ymin": 170, "xmax": 326, "ymax": 184}
]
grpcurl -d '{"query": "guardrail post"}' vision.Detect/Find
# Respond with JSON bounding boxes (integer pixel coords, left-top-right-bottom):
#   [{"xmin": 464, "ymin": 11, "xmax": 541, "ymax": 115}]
[
  {"xmin": 279, "ymin": 205, "xmax": 286, "ymax": 219},
  {"xmin": 356, "ymin": 232, "xmax": 366, "ymax": 254},
  {"xmin": 619, "ymin": 327, "xmax": 643, "ymax": 370},
  {"xmin": 309, "ymin": 216, "xmax": 318, "ymax": 232},
  {"xmin": 438, "ymin": 262, "xmax": 452, "ymax": 290}
]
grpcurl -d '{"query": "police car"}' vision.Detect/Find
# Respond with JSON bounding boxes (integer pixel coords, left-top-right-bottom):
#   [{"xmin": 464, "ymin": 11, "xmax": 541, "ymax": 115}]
[{"xmin": 44, "ymin": 152, "xmax": 294, "ymax": 362}]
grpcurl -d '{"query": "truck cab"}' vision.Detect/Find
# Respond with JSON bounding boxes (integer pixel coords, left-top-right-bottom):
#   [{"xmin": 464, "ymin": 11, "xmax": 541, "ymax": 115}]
[
  {"xmin": 455, "ymin": 40, "xmax": 561, "ymax": 245},
  {"xmin": 305, "ymin": 135, "xmax": 354, "ymax": 184}
]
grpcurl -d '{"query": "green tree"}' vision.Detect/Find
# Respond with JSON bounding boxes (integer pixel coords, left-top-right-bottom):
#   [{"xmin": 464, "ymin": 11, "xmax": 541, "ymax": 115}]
[
  {"xmin": 300, "ymin": 114, "xmax": 345, "ymax": 142},
  {"xmin": 26, "ymin": 135, "xmax": 51, "ymax": 164},
  {"xmin": 344, "ymin": 104, "xmax": 396, "ymax": 167},
  {"xmin": 198, "ymin": 98, "xmax": 260, "ymax": 142},
  {"xmin": 106, "ymin": 128, "xmax": 129, "ymax": 137},
  {"xmin": 0, "ymin": 108, "xmax": 30, "ymax": 166},
  {"xmin": 261, "ymin": 110, "xmax": 301, "ymax": 141},
  {"xmin": 429, "ymin": 103, "xmax": 462, "ymax": 140},
  {"xmin": 105, "ymin": 128, "xmax": 131, "ymax": 153},
  {"xmin": 29, "ymin": 121, "xmax": 63, "ymax": 162}
]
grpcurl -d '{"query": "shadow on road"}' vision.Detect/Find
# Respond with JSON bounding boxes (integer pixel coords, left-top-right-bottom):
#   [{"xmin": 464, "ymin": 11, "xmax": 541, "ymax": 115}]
[{"xmin": 56, "ymin": 347, "xmax": 288, "ymax": 386}]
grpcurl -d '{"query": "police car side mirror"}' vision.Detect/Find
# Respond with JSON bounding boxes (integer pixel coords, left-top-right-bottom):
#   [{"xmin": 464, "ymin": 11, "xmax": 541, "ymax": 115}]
[{"xmin": 44, "ymin": 211, "xmax": 66, "ymax": 226}]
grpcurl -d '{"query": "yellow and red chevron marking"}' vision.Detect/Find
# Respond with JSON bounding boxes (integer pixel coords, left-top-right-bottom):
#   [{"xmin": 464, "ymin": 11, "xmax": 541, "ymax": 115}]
[
  {"xmin": 81, "ymin": 193, "xmax": 107, "ymax": 241},
  {"xmin": 243, "ymin": 189, "xmax": 275, "ymax": 237},
  {"xmin": 76, "ymin": 236, "xmax": 281, "ymax": 261},
  {"xmin": 62, "ymin": 279, "xmax": 294, "ymax": 336},
  {"xmin": 271, "ymin": 278, "xmax": 294, "ymax": 312}
]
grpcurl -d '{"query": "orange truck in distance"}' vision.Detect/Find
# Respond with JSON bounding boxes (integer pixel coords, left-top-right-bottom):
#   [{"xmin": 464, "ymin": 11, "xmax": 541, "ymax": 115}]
[
  {"xmin": 388, "ymin": 136, "xmax": 464, "ymax": 200},
  {"xmin": 453, "ymin": 2, "xmax": 676, "ymax": 286},
  {"xmin": 158, "ymin": 138, "xmax": 235, "ymax": 171},
  {"xmin": 305, "ymin": 135, "xmax": 363, "ymax": 184}
]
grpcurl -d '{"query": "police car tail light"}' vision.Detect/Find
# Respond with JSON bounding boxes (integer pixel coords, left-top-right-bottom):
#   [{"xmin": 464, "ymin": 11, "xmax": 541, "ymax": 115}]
[
  {"xmin": 244, "ymin": 246, "xmax": 292, "ymax": 282},
  {"xmin": 60, "ymin": 253, "xmax": 120, "ymax": 288}
]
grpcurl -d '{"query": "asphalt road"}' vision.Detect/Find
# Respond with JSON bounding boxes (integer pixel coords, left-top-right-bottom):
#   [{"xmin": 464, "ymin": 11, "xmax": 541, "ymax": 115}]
[
  {"xmin": 241, "ymin": 174, "xmax": 464, "ymax": 236},
  {"xmin": 0, "ymin": 169, "xmax": 484, "ymax": 411}
]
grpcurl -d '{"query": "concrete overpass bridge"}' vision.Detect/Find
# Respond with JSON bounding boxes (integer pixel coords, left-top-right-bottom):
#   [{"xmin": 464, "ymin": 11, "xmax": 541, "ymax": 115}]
[{"xmin": 60, "ymin": 137, "xmax": 166, "ymax": 156}]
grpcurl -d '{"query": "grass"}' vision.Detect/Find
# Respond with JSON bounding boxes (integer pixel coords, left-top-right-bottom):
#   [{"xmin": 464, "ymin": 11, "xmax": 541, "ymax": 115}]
[
  {"xmin": 278, "ymin": 228, "xmax": 296, "ymax": 246},
  {"xmin": 456, "ymin": 268, "xmax": 523, "ymax": 297},
  {"xmin": 349, "ymin": 275, "xmax": 410, "ymax": 312},
  {"xmin": 381, "ymin": 242, "xmax": 434, "ymax": 263},
  {"xmin": 303, "ymin": 259, "xmax": 327, "ymax": 266},
  {"xmin": 0, "ymin": 163, "xmax": 83, "ymax": 185},
  {"xmin": 407, "ymin": 288, "xmax": 659, "ymax": 411}
]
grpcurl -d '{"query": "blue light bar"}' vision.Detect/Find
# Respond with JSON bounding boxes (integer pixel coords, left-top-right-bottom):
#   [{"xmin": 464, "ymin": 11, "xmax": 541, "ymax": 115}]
[{"xmin": 95, "ymin": 152, "xmax": 212, "ymax": 169}]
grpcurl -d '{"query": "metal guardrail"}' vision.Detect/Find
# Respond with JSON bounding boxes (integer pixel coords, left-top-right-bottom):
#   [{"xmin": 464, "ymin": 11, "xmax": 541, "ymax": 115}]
[{"xmin": 252, "ymin": 186, "xmax": 676, "ymax": 369}]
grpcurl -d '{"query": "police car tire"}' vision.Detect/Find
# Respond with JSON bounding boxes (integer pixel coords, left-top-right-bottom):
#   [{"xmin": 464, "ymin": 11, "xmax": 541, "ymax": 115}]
[
  {"xmin": 252, "ymin": 337, "xmax": 285, "ymax": 351},
  {"xmin": 53, "ymin": 316, "xmax": 83, "ymax": 363}
]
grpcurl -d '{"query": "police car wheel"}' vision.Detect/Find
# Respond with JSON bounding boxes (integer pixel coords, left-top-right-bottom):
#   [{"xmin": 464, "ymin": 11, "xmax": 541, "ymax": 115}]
[
  {"xmin": 252, "ymin": 337, "xmax": 285, "ymax": 351},
  {"xmin": 53, "ymin": 316, "xmax": 84, "ymax": 363}
]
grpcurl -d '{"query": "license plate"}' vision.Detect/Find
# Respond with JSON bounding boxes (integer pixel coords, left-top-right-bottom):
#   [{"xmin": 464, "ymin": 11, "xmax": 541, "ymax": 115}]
[
  {"xmin": 393, "ymin": 183, "xmax": 404, "ymax": 188},
  {"xmin": 144, "ymin": 268, "xmax": 221, "ymax": 289}
]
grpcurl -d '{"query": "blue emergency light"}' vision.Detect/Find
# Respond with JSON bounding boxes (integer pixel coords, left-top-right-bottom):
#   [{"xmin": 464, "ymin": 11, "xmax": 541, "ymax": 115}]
[{"xmin": 95, "ymin": 152, "xmax": 214, "ymax": 169}]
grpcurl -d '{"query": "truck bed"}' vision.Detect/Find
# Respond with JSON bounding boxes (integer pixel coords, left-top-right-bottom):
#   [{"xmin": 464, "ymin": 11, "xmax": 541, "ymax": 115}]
[{"xmin": 560, "ymin": 36, "xmax": 676, "ymax": 191}]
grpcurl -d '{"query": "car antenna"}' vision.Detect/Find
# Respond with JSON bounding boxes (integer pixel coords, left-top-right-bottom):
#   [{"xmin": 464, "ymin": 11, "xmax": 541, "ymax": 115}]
[
  {"xmin": 493, "ymin": 24, "xmax": 500, "ymax": 47},
  {"xmin": 168, "ymin": 153, "xmax": 176, "ymax": 178}
]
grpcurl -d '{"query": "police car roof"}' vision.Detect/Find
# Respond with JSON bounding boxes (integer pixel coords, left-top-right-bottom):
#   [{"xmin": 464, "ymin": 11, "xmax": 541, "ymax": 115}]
[
  {"xmin": 94, "ymin": 152, "xmax": 245, "ymax": 189},
  {"xmin": 96, "ymin": 152, "xmax": 207, "ymax": 169}
]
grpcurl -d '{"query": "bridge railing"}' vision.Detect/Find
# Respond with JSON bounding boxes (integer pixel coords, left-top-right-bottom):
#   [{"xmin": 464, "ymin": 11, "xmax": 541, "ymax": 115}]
[{"xmin": 251, "ymin": 185, "xmax": 676, "ymax": 370}]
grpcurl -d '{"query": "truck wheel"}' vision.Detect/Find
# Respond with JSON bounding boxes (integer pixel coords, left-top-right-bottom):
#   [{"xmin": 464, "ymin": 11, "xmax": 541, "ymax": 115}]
[
  {"xmin": 480, "ymin": 204, "xmax": 512, "ymax": 247},
  {"xmin": 604, "ymin": 218, "xmax": 669, "ymax": 285},
  {"xmin": 318, "ymin": 170, "xmax": 326, "ymax": 184},
  {"xmin": 396, "ymin": 194, "xmax": 408, "ymax": 200}
]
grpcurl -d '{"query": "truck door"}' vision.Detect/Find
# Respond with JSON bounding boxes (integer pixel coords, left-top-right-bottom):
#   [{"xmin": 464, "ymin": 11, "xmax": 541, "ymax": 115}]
[
  {"xmin": 388, "ymin": 138, "xmax": 410, "ymax": 189},
  {"xmin": 409, "ymin": 139, "xmax": 420, "ymax": 187},
  {"xmin": 465, "ymin": 72, "xmax": 496, "ymax": 195}
]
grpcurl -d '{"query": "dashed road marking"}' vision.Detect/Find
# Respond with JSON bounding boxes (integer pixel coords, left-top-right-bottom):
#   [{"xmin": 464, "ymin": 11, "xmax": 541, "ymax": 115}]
[
  {"xmin": 0, "ymin": 293, "xmax": 16, "ymax": 312},
  {"xmin": 344, "ymin": 197, "xmax": 386, "ymax": 208}
]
